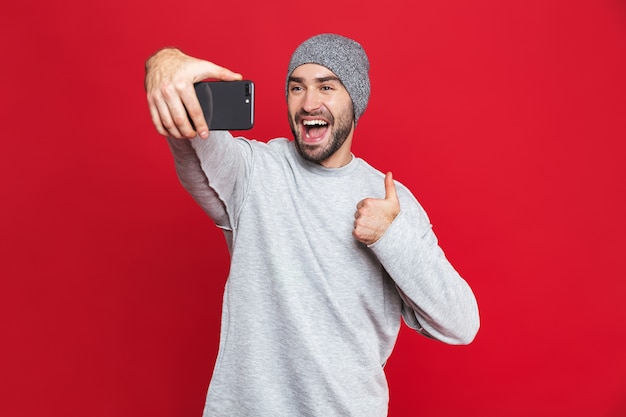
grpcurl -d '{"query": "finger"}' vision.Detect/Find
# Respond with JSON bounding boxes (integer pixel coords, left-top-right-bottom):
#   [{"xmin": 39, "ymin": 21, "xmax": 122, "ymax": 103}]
[
  {"xmin": 147, "ymin": 96, "xmax": 168, "ymax": 137},
  {"xmin": 384, "ymin": 172, "xmax": 398, "ymax": 201},
  {"xmin": 188, "ymin": 59, "xmax": 243, "ymax": 83},
  {"xmin": 162, "ymin": 82, "xmax": 197, "ymax": 138},
  {"xmin": 155, "ymin": 93, "xmax": 185, "ymax": 138},
  {"xmin": 148, "ymin": 90, "xmax": 185, "ymax": 138},
  {"xmin": 208, "ymin": 62, "xmax": 243, "ymax": 82},
  {"xmin": 178, "ymin": 85, "xmax": 207, "ymax": 138}
]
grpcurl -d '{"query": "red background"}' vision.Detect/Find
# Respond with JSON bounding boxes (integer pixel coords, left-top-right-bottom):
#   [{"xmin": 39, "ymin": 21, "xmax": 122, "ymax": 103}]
[{"xmin": 2, "ymin": 0, "xmax": 626, "ymax": 416}]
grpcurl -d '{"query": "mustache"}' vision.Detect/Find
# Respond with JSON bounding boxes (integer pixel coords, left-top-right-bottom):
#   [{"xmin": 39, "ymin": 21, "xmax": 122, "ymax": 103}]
[{"xmin": 294, "ymin": 109, "xmax": 334, "ymax": 123}]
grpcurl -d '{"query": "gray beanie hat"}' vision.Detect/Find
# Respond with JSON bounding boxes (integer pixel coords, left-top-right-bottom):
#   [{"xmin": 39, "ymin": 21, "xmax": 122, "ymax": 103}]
[{"xmin": 286, "ymin": 33, "xmax": 371, "ymax": 123}]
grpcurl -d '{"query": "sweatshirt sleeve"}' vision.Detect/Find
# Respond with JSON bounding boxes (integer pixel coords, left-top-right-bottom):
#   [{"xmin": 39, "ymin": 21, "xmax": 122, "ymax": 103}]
[
  {"xmin": 369, "ymin": 190, "xmax": 480, "ymax": 345},
  {"xmin": 165, "ymin": 131, "xmax": 253, "ymax": 231}
]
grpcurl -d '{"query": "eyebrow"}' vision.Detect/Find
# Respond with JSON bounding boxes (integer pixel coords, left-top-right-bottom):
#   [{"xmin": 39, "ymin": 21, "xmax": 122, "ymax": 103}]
[{"xmin": 288, "ymin": 75, "xmax": 342, "ymax": 84}]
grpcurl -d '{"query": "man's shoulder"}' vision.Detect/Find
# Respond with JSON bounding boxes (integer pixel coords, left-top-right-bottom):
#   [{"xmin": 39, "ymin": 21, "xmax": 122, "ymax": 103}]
[
  {"xmin": 243, "ymin": 136, "xmax": 290, "ymax": 147},
  {"xmin": 353, "ymin": 157, "xmax": 386, "ymax": 180},
  {"xmin": 266, "ymin": 137, "xmax": 292, "ymax": 151},
  {"xmin": 242, "ymin": 137, "xmax": 295, "ymax": 168},
  {"xmin": 242, "ymin": 136, "xmax": 292, "ymax": 154}
]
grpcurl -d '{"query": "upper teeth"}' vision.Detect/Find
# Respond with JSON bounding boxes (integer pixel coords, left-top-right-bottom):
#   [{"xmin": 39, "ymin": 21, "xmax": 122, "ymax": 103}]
[{"xmin": 303, "ymin": 120, "xmax": 327, "ymax": 126}]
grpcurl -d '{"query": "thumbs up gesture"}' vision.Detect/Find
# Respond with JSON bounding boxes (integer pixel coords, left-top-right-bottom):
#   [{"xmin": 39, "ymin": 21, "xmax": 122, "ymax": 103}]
[{"xmin": 353, "ymin": 172, "xmax": 401, "ymax": 245}]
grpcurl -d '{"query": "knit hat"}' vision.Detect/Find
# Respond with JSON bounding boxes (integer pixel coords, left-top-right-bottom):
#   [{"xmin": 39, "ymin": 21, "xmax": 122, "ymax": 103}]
[{"xmin": 286, "ymin": 33, "xmax": 370, "ymax": 123}]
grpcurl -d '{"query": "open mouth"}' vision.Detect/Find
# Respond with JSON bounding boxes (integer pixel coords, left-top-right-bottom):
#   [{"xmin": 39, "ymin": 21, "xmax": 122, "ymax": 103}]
[{"xmin": 302, "ymin": 119, "xmax": 329, "ymax": 142}]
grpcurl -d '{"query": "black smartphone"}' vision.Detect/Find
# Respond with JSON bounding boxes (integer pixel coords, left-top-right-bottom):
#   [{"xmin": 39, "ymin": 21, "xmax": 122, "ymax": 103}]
[{"xmin": 190, "ymin": 80, "xmax": 254, "ymax": 131}]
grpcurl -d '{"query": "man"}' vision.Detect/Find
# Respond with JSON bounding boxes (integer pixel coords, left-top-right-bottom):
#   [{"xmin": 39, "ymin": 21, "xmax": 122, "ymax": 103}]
[{"xmin": 145, "ymin": 33, "xmax": 479, "ymax": 417}]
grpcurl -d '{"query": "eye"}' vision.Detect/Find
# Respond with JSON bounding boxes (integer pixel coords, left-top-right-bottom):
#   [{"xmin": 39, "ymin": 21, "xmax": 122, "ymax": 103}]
[{"xmin": 290, "ymin": 85, "xmax": 304, "ymax": 93}]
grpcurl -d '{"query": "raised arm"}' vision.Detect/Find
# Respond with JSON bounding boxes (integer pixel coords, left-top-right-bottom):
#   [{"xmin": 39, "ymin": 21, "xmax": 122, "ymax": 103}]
[
  {"xmin": 354, "ymin": 174, "xmax": 480, "ymax": 345},
  {"xmin": 145, "ymin": 48, "xmax": 252, "ymax": 233}
]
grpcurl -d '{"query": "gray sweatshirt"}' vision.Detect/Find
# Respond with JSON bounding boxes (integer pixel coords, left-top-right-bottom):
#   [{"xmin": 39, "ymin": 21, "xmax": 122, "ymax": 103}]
[{"xmin": 166, "ymin": 131, "xmax": 479, "ymax": 417}]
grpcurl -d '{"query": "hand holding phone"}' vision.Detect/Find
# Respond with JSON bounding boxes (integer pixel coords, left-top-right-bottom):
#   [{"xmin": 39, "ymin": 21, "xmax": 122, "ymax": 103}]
[
  {"xmin": 190, "ymin": 81, "xmax": 255, "ymax": 131},
  {"xmin": 145, "ymin": 48, "xmax": 244, "ymax": 138}
]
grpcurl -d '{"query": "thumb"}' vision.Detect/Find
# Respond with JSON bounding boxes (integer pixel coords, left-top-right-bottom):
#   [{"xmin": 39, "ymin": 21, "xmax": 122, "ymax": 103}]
[
  {"xmin": 194, "ymin": 60, "xmax": 243, "ymax": 83},
  {"xmin": 211, "ymin": 63, "xmax": 243, "ymax": 81},
  {"xmin": 384, "ymin": 172, "xmax": 398, "ymax": 201}
]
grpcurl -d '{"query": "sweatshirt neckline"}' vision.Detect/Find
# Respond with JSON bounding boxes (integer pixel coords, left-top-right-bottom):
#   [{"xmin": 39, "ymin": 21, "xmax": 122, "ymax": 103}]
[{"xmin": 288, "ymin": 140, "xmax": 360, "ymax": 177}]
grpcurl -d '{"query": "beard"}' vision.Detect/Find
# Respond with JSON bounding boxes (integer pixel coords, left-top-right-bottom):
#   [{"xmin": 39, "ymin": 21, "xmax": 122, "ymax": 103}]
[{"xmin": 288, "ymin": 104, "xmax": 354, "ymax": 164}]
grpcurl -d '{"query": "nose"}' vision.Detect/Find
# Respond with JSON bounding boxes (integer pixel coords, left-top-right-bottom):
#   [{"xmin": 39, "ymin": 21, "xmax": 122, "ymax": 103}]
[{"xmin": 302, "ymin": 89, "xmax": 322, "ymax": 113}]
